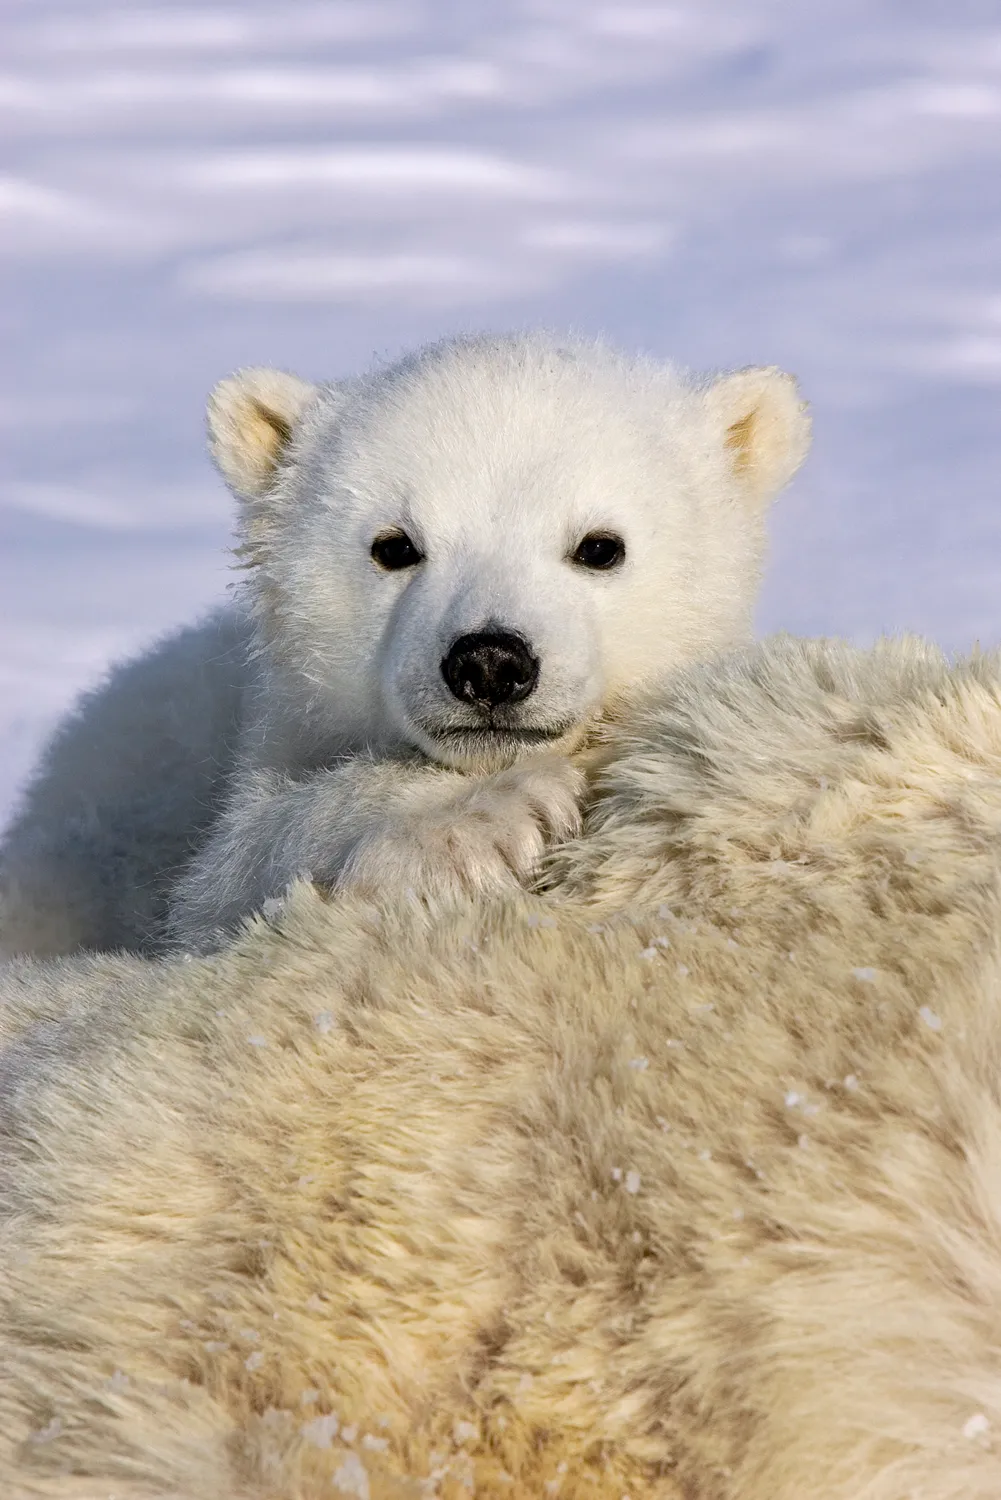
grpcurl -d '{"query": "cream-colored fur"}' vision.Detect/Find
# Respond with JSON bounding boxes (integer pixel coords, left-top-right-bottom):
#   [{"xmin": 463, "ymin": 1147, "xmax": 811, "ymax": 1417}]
[
  {"xmin": 0, "ymin": 334, "xmax": 810, "ymax": 959},
  {"xmin": 4, "ymin": 635, "xmax": 1001, "ymax": 1497}
]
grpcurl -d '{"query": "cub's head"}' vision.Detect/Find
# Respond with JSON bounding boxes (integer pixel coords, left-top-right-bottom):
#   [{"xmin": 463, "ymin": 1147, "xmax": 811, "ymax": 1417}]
[{"xmin": 208, "ymin": 334, "xmax": 810, "ymax": 772}]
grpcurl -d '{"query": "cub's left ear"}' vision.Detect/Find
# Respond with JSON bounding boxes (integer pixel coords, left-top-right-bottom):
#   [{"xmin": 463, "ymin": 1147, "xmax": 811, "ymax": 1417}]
[
  {"xmin": 207, "ymin": 367, "xmax": 318, "ymax": 501},
  {"xmin": 705, "ymin": 367, "xmax": 811, "ymax": 505}
]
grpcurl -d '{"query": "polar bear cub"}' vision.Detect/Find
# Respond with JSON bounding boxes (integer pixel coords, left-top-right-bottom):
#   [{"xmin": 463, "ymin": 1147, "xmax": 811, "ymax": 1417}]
[{"xmin": 0, "ymin": 333, "xmax": 811, "ymax": 956}]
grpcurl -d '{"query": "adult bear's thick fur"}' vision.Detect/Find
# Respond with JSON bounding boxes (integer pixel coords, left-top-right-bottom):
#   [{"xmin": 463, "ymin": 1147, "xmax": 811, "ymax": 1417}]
[{"xmin": 3, "ymin": 635, "xmax": 1001, "ymax": 1499}]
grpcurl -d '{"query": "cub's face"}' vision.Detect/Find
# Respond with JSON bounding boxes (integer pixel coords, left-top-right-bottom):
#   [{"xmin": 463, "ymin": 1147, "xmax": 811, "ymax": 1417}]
[{"xmin": 208, "ymin": 336, "xmax": 811, "ymax": 771}]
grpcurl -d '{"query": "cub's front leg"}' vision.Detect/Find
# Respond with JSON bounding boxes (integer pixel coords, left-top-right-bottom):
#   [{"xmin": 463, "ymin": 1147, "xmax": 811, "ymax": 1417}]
[{"xmin": 168, "ymin": 754, "xmax": 583, "ymax": 950}]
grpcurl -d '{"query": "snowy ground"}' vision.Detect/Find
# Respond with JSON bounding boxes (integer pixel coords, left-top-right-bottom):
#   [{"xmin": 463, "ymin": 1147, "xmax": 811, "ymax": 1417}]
[{"xmin": 3, "ymin": 0, "xmax": 1000, "ymax": 820}]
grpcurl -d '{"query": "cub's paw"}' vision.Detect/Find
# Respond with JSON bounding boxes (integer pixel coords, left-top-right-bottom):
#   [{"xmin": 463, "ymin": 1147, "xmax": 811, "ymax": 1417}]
[{"xmin": 337, "ymin": 755, "xmax": 584, "ymax": 903}]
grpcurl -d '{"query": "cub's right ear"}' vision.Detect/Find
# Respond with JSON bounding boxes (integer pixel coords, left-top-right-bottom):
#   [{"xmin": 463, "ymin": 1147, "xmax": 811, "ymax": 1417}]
[
  {"xmin": 704, "ymin": 366, "xmax": 811, "ymax": 508},
  {"xmin": 207, "ymin": 368, "xmax": 318, "ymax": 501}
]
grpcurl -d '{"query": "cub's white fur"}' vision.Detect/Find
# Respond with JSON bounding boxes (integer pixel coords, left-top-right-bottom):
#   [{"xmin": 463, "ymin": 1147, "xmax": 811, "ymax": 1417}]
[{"xmin": 0, "ymin": 333, "xmax": 810, "ymax": 955}]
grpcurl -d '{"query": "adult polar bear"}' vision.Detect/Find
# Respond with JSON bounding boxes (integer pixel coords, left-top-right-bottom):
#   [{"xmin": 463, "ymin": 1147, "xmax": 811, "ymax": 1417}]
[
  {"xmin": 3, "ymin": 637, "xmax": 1001, "ymax": 1500},
  {"xmin": 0, "ymin": 333, "xmax": 810, "ymax": 957}
]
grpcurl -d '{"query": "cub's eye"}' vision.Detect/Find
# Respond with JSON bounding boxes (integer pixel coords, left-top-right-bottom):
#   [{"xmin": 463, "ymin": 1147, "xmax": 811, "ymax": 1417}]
[
  {"xmin": 371, "ymin": 531, "xmax": 424, "ymax": 571},
  {"xmin": 571, "ymin": 532, "xmax": 626, "ymax": 571}
]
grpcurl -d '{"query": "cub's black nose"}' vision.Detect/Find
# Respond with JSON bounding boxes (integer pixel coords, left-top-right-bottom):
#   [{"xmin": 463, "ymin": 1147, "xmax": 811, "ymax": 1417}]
[{"xmin": 441, "ymin": 631, "xmax": 539, "ymax": 709}]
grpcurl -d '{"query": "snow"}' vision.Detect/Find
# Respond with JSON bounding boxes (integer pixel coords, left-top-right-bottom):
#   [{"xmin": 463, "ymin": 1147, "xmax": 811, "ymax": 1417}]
[
  {"xmin": 301, "ymin": 1412, "xmax": 340, "ymax": 1448},
  {"xmin": 332, "ymin": 1452, "xmax": 370, "ymax": 1500},
  {"xmin": 963, "ymin": 1412, "xmax": 991, "ymax": 1440},
  {"xmin": 3, "ymin": 0, "xmax": 1001, "ymax": 821}
]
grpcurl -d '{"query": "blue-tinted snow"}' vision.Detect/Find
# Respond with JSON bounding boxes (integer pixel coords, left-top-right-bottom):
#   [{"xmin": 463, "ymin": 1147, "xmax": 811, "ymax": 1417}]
[{"xmin": 2, "ymin": 0, "xmax": 1000, "ymax": 817}]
